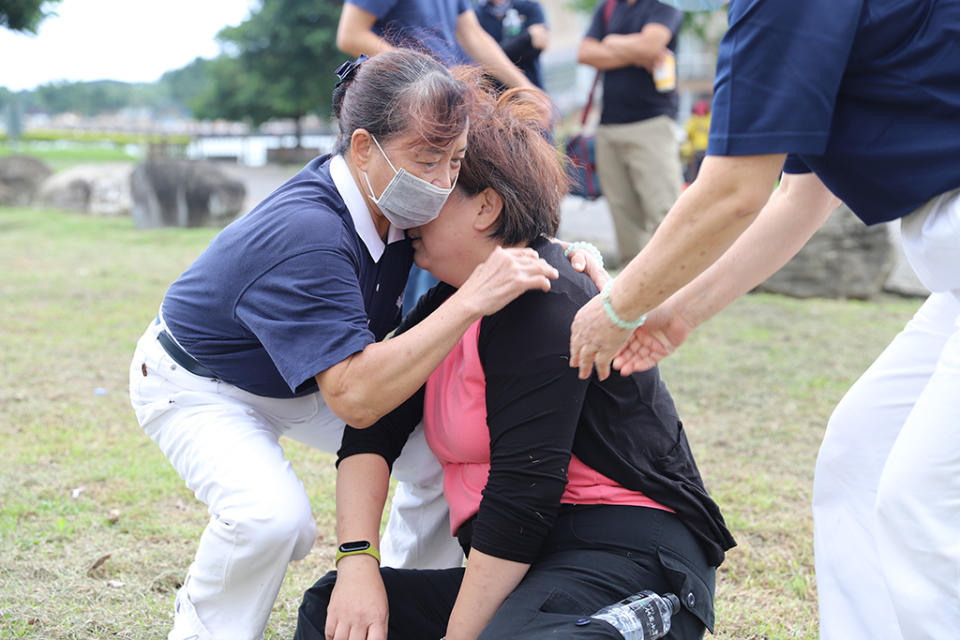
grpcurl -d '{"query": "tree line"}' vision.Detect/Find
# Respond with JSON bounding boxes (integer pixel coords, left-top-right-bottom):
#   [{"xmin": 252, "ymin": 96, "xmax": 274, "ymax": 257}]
[{"xmin": 2, "ymin": 0, "xmax": 342, "ymax": 145}]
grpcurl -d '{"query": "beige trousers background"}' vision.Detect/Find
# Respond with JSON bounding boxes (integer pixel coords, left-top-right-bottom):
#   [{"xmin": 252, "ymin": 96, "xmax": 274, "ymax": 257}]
[{"xmin": 595, "ymin": 115, "xmax": 684, "ymax": 266}]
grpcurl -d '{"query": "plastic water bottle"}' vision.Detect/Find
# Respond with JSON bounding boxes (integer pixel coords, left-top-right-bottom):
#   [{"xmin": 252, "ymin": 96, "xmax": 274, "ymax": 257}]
[
  {"xmin": 575, "ymin": 590, "xmax": 681, "ymax": 639},
  {"xmin": 502, "ymin": 8, "xmax": 523, "ymax": 37}
]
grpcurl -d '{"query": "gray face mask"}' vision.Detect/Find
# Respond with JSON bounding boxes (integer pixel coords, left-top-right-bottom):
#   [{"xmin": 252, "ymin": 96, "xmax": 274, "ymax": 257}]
[{"xmin": 361, "ymin": 134, "xmax": 457, "ymax": 229}]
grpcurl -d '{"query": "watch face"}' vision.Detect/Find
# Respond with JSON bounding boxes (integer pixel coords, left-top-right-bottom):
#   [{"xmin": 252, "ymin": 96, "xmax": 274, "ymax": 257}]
[{"xmin": 339, "ymin": 540, "xmax": 370, "ymax": 553}]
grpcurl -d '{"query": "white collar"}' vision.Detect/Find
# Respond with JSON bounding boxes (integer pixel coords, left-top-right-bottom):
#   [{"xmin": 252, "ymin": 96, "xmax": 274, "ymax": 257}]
[{"xmin": 329, "ymin": 154, "xmax": 404, "ymax": 262}]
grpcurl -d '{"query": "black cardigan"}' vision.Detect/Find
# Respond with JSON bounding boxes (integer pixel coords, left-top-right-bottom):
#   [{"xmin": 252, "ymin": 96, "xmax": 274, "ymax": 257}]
[{"xmin": 338, "ymin": 237, "xmax": 735, "ymax": 566}]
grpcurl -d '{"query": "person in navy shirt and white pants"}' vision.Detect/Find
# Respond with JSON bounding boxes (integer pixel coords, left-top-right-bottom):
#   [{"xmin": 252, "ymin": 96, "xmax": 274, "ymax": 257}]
[
  {"xmin": 128, "ymin": 51, "xmax": 564, "ymax": 640},
  {"xmin": 568, "ymin": 1, "xmax": 960, "ymax": 638}
]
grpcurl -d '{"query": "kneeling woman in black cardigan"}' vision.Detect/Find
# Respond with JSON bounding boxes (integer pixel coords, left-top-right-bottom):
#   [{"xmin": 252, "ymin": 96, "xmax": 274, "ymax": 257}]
[{"xmin": 295, "ymin": 88, "xmax": 735, "ymax": 640}]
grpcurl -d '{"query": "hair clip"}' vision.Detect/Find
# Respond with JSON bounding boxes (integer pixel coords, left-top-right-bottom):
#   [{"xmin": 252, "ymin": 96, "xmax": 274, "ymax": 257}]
[{"xmin": 334, "ymin": 54, "xmax": 369, "ymax": 89}]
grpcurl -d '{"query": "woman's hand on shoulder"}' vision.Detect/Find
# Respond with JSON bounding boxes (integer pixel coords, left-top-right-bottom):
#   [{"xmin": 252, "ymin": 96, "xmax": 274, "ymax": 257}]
[
  {"xmin": 325, "ymin": 556, "xmax": 388, "ymax": 640},
  {"xmin": 454, "ymin": 246, "xmax": 558, "ymax": 317},
  {"xmin": 552, "ymin": 239, "xmax": 610, "ymax": 291}
]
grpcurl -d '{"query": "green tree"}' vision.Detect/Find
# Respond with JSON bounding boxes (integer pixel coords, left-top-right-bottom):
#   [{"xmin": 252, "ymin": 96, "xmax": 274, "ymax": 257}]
[
  {"xmin": 193, "ymin": 0, "xmax": 341, "ymax": 147},
  {"xmin": 0, "ymin": 0, "xmax": 63, "ymax": 33},
  {"xmin": 160, "ymin": 57, "xmax": 214, "ymax": 113},
  {"xmin": 30, "ymin": 80, "xmax": 161, "ymax": 116}
]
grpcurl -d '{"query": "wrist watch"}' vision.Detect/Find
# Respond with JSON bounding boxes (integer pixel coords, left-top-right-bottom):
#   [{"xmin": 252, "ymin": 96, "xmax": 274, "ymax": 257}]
[{"xmin": 335, "ymin": 540, "xmax": 381, "ymax": 566}]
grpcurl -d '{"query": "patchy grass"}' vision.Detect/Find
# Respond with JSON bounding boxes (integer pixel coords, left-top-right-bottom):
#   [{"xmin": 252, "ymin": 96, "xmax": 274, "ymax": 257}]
[
  {"xmin": 0, "ymin": 143, "xmax": 140, "ymax": 172},
  {"xmin": 0, "ymin": 206, "xmax": 922, "ymax": 639}
]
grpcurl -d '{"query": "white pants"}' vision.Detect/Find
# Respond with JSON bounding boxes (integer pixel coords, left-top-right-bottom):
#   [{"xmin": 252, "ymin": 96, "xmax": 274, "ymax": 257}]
[
  {"xmin": 814, "ymin": 188, "xmax": 960, "ymax": 640},
  {"xmin": 129, "ymin": 319, "xmax": 463, "ymax": 640}
]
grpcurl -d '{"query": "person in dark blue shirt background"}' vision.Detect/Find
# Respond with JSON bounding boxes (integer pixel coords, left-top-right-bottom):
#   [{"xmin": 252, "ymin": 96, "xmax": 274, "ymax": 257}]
[
  {"xmin": 337, "ymin": 0, "xmax": 535, "ymax": 89},
  {"xmin": 569, "ymin": 1, "xmax": 960, "ymax": 638},
  {"xmin": 337, "ymin": 0, "xmax": 545, "ymax": 317},
  {"xmin": 474, "ymin": 0, "xmax": 549, "ymax": 89}
]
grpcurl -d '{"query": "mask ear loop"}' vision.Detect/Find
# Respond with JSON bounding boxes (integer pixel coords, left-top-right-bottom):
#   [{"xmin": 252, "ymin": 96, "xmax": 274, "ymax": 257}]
[
  {"xmin": 369, "ymin": 134, "xmax": 399, "ymax": 173},
  {"xmin": 361, "ymin": 133, "xmax": 398, "ymax": 202},
  {"xmin": 362, "ymin": 169, "xmax": 385, "ymax": 204}
]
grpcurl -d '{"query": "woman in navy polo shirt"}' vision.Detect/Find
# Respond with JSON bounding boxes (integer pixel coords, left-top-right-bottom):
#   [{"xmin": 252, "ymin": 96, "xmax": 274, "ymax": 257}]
[
  {"xmin": 128, "ymin": 50, "xmax": 571, "ymax": 640},
  {"xmin": 569, "ymin": 1, "xmax": 960, "ymax": 638}
]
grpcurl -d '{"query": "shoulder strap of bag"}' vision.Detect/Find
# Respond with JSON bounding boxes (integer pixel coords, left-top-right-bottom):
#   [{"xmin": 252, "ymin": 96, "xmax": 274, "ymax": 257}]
[{"xmin": 580, "ymin": 0, "xmax": 617, "ymax": 127}]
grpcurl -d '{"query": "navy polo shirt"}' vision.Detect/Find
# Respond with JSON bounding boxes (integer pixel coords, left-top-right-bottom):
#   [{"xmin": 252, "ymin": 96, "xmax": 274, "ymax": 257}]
[
  {"xmin": 475, "ymin": 0, "xmax": 547, "ymax": 88},
  {"xmin": 347, "ymin": 0, "xmax": 473, "ymax": 64},
  {"xmin": 585, "ymin": 0, "xmax": 683, "ymax": 125},
  {"xmin": 709, "ymin": 0, "xmax": 960, "ymax": 224},
  {"xmin": 160, "ymin": 155, "xmax": 413, "ymax": 399}
]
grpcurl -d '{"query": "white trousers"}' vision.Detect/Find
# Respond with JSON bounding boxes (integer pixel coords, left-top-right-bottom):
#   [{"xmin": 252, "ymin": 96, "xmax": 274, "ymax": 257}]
[
  {"xmin": 129, "ymin": 319, "xmax": 463, "ymax": 640},
  {"xmin": 814, "ymin": 188, "xmax": 960, "ymax": 640}
]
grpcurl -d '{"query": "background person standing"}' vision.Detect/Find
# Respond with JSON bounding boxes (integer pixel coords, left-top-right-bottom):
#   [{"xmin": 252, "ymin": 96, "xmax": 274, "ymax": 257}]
[
  {"xmin": 577, "ymin": 0, "xmax": 684, "ymax": 267},
  {"xmin": 337, "ymin": 0, "xmax": 535, "ymax": 90},
  {"xmin": 474, "ymin": 0, "xmax": 549, "ymax": 89}
]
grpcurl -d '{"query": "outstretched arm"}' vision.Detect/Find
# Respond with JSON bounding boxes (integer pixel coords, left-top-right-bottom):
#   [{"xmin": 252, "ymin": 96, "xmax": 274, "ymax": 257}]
[
  {"xmin": 318, "ymin": 246, "xmax": 557, "ymax": 427},
  {"xmin": 456, "ymin": 10, "xmax": 536, "ymax": 89},
  {"xmin": 611, "ymin": 170, "xmax": 841, "ymax": 374},
  {"xmin": 336, "ymin": 3, "xmax": 393, "ymax": 57},
  {"xmin": 569, "ymin": 153, "xmax": 786, "ymax": 379}
]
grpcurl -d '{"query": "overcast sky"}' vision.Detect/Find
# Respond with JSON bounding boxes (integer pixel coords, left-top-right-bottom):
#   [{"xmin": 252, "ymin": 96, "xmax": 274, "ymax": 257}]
[{"xmin": 0, "ymin": 0, "xmax": 256, "ymax": 91}]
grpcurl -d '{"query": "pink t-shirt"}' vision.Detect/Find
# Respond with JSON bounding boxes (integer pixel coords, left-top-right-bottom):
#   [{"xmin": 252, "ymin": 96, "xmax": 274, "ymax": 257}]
[{"xmin": 424, "ymin": 320, "xmax": 673, "ymax": 535}]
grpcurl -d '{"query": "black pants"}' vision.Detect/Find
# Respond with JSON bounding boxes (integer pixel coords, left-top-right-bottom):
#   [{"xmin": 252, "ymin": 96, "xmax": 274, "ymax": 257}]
[{"xmin": 296, "ymin": 505, "xmax": 715, "ymax": 640}]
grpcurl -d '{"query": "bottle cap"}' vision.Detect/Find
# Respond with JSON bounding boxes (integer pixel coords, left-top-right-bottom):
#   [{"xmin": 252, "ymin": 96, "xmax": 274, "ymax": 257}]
[{"xmin": 665, "ymin": 593, "xmax": 681, "ymax": 615}]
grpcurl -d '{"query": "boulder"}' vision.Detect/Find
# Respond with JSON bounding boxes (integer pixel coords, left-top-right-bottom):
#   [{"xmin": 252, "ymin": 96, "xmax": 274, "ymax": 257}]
[
  {"xmin": 35, "ymin": 163, "xmax": 134, "ymax": 216},
  {"xmin": 757, "ymin": 203, "xmax": 894, "ymax": 299},
  {"xmin": 0, "ymin": 155, "xmax": 53, "ymax": 206},
  {"xmin": 130, "ymin": 160, "xmax": 246, "ymax": 228}
]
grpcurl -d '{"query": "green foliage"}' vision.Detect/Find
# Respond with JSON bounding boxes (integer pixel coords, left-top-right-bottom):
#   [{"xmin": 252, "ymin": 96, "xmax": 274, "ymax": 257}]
[
  {"xmin": 564, "ymin": 0, "xmax": 596, "ymax": 14},
  {"xmin": 29, "ymin": 79, "xmax": 170, "ymax": 116},
  {"xmin": 160, "ymin": 57, "xmax": 214, "ymax": 111},
  {"xmin": 0, "ymin": 0, "xmax": 62, "ymax": 33},
  {"xmin": 193, "ymin": 0, "xmax": 342, "ymax": 141}
]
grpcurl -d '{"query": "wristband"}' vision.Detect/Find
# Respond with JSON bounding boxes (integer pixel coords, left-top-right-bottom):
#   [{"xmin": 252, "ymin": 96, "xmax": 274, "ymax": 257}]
[
  {"xmin": 563, "ymin": 241, "xmax": 604, "ymax": 270},
  {"xmin": 335, "ymin": 540, "xmax": 380, "ymax": 566},
  {"xmin": 600, "ymin": 279, "xmax": 646, "ymax": 330}
]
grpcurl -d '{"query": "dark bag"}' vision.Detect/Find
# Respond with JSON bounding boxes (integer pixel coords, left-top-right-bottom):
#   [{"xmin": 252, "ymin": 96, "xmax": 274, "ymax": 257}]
[
  {"xmin": 564, "ymin": 0, "xmax": 614, "ymax": 201},
  {"xmin": 565, "ymin": 70, "xmax": 602, "ymax": 200},
  {"xmin": 565, "ymin": 128, "xmax": 601, "ymax": 200}
]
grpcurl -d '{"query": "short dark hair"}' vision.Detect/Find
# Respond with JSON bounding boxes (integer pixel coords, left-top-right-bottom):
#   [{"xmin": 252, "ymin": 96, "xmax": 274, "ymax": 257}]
[
  {"xmin": 457, "ymin": 89, "xmax": 570, "ymax": 245},
  {"xmin": 332, "ymin": 50, "xmax": 475, "ymax": 155}
]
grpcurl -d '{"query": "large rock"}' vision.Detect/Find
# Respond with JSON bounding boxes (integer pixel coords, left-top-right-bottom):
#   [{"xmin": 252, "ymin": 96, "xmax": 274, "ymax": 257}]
[
  {"xmin": 757, "ymin": 203, "xmax": 894, "ymax": 299},
  {"xmin": 36, "ymin": 163, "xmax": 134, "ymax": 216},
  {"xmin": 130, "ymin": 160, "xmax": 246, "ymax": 228},
  {"xmin": 0, "ymin": 155, "xmax": 53, "ymax": 206}
]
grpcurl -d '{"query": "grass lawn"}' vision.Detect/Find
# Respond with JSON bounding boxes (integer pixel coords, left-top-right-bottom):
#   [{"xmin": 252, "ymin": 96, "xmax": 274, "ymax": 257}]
[
  {"xmin": 0, "ymin": 206, "xmax": 923, "ymax": 639},
  {"xmin": 0, "ymin": 144, "xmax": 140, "ymax": 172}
]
